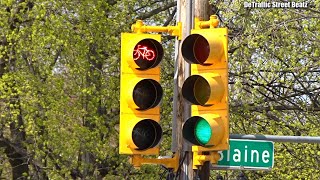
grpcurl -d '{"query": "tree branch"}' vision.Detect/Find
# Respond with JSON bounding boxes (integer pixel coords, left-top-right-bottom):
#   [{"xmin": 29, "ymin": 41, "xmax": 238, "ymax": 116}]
[{"xmin": 137, "ymin": 1, "xmax": 176, "ymax": 20}]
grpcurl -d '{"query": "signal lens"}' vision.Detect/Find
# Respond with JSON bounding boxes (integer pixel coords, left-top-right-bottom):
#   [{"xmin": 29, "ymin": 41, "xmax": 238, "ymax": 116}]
[
  {"xmin": 133, "ymin": 39, "xmax": 163, "ymax": 70},
  {"xmin": 195, "ymin": 118, "xmax": 212, "ymax": 145},
  {"xmin": 133, "ymin": 79, "xmax": 163, "ymax": 110},
  {"xmin": 181, "ymin": 34, "xmax": 209, "ymax": 64},
  {"xmin": 182, "ymin": 116, "xmax": 212, "ymax": 146},
  {"xmin": 182, "ymin": 75, "xmax": 210, "ymax": 106},
  {"xmin": 132, "ymin": 119, "xmax": 162, "ymax": 150}
]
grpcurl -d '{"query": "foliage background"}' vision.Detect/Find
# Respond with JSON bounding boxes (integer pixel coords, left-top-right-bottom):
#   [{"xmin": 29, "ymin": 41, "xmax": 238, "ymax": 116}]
[{"xmin": 0, "ymin": 0, "xmax": 319, "ymax": 179}]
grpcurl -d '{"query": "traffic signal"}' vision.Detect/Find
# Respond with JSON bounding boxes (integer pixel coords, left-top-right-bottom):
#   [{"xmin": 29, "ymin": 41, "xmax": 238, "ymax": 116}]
[
  {"xmin": 181, "ymin": 27, "xmax": 229, "ymax": 152},
  {"xmin": 119, "ymin": 33, "xmax": 163, "ymax": 155}
]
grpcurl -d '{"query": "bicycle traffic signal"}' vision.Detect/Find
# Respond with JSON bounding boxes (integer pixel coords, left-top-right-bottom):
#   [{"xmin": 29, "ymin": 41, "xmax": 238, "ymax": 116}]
[
  {"xmin": 119, "ymin": 33, "xmax": 163, "ymax": 155},
  {"xmin": 181, "ymin": 27, "xmax": 229, "ymax": 152}
]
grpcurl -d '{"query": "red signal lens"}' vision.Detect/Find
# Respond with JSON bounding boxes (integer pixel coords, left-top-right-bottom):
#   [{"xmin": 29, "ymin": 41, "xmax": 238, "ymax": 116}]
[
  {"xmin": 194, "ymin": 36, "xmax": 209, "ymax": 64},
  {"xmin": 133, "ymin": 39, "xmax": 163, "ymax": 70},
  {"xmin": 181, "ymin": 34, "xmax": 210, "ymax": 64}
]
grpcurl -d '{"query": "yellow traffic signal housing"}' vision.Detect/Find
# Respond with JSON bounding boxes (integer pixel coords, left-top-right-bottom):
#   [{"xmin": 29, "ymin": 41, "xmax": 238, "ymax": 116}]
[
  {"xmin": 119, "ymin": 33, "xmax": 164, "ymax": 155},
  {"xmin": 181, "ymin": 28, "xmax": 229, "ymax": 152},
  {"xmin": 192, "ymin": 151, "xmax": 220, "ymax": 169}
]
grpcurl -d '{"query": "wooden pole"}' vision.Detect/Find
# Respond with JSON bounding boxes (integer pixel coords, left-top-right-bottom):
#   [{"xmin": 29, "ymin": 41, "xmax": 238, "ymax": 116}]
[
  {"xmin": 195, "ymin": 0, "xmax": 210, "ymax": 21},
  {"xmin": 172, "ymin": 0, "xmax": 193, "ymax": 179}
]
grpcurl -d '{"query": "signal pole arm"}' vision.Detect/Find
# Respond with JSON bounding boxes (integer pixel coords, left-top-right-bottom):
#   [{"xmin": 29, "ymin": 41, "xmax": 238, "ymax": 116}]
[
  {"xmin": 194, "ymin": 15, "xmax": 219, "ymax": 29},
  {"xmin": 131, "ymin": 20, "xmax": 182, "ymax": 40},
  {"xmin": 131, "ymin": 154, "xmax": 179, "ymax": 172}
]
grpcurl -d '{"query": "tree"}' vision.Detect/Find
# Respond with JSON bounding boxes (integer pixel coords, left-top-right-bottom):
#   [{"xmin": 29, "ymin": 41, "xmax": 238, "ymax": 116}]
[
  {"xmin": 211, "ymin": 0, "xmax": 320, "ymax": 179},
  {"xmin": 0, "ymin": 0, "xmax": 176, "ymax": 179},
  {"xmin": 1, "ymin": 0, "xmax": 319, "ymax": 179}
]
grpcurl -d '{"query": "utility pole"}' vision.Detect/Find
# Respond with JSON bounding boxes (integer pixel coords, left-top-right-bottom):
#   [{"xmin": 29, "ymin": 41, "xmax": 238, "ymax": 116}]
[
  {"xmin": 172, "ymin": 0, "xmax": 193, "ymax": 179},
  {"xmin": 194, "ymin": 0, "xmax": 212, "ymax": 179}
]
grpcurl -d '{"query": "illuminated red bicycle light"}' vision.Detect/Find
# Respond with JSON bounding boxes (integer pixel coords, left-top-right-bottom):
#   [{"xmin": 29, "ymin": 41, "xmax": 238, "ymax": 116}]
[
  {"xmin": 134, "ymin": 45, "xmax": 156, "ymax": 61},
  {"xmin": 133, "ymin": 39, "xmax": 163, "ymax": 70}
]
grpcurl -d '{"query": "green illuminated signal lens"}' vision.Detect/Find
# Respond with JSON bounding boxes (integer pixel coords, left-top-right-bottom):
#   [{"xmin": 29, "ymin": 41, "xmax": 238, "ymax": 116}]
[{"xmin": 195, "ymin": 118, "xmax": 211, "ymax": 145}]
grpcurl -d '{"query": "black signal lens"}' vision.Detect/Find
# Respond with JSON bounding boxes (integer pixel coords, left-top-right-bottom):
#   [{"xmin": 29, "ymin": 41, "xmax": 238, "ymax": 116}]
[
  {"xmin": 132, "ymin": 119, "xmax": 162, "ymax": 150},
  {"xmin": 182, "ymin": 75, "xmax": 210, "ymax": 106},
  {"xmin": 133, "ymin": 79, "xmax": 163, "ymax": 110}
]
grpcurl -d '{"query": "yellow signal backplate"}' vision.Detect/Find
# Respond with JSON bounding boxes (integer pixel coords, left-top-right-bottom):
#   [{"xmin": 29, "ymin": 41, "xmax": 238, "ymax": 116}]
[
  {"xmin": 119, "ymin": 113, "xmax": 160, "ymax": 155},
  {"xmin": 191, "ymin": 61, "xmax": 227, "ymax": 73},
  {"xmin": 121, "ymin": 33, "xmax": 162, "ymax": 75},
  {"xmin": 131, "ymin": 154, "xmax": 179, "ymax": 172},
  {"xmin": 192, "ymin": 151, "xmax": 220, "ymax": 169},
  {"xmin": 191, "ymin": 110, "xmax": 229, "ymax": 152}
]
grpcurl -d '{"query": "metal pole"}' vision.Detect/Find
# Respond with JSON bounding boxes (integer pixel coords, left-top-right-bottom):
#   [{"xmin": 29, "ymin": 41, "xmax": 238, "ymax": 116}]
[{"xmin": 230, "ymin": 134, "xmax": 320, "ymax": 143}]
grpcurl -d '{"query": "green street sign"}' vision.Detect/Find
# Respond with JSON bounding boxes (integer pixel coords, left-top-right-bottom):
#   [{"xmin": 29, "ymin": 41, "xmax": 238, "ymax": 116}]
[{"xmin": 213, "ymin": 139, "xmax": 274, "ymax": 170}]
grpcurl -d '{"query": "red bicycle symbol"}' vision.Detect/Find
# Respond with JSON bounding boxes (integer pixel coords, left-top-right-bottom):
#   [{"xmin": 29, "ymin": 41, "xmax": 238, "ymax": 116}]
[{"xmin": 133, "ymin": 45, "xmax": 155, "ymax": 61}]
